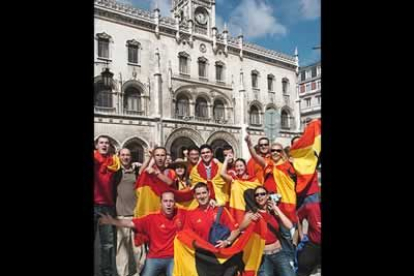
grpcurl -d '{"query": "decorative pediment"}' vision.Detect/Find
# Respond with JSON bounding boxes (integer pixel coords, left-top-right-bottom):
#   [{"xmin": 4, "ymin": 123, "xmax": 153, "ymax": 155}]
[
  {"xmin": 215, "ymin": 61, "xmax": 225, "ymax": 66},
  {"xmin": 198, "ymin": 56, "xmax": 208, "ymax": 63},
  {"xmin": 96, "ymin": 32, "xmax": 111, "ymax": 40},
  {"xmin": 126, "ymin": 39, "xmax": 140, "ymax": 47},
  {"xmin": 178, "ymin": 51, "xmax": 190, "ymax": 58}
]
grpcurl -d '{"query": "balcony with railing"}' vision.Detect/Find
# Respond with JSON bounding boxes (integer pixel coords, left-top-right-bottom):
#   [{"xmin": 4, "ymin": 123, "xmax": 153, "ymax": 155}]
[
  {"xmin": 124, "ymin": 109, "xmax": 144, "ymax": 116},
  {"xmin": 95, "ymin": 106, "xmax": 117, "ymax": 114},
  {"xmin": 195, "ymin": 116, "xmax": 211, "ymax": 122}
]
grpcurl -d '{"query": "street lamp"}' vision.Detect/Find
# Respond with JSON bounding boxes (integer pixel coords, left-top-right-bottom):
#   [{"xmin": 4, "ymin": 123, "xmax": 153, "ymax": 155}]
[{"xmin": 101, "ymin": 67, "xmax": 114, "ymax": 89}]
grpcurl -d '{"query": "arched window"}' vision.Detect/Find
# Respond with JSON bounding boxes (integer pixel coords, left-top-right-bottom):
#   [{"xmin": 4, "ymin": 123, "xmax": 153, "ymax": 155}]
[
  {"xmin": 250, "ymin": 105, "xmax": 260, "ymax": 125},
  {"xmin": 96, "ymin": 32, "xmax": 112, "ymax": 59},
  {"xmin": 215, "ymin": 61, "xmax": 225, "ymax": 82},
  {"xmin": 94, "ymin": 81, "xmax": 113, "ymax": 108},
  {"xmin": 267, "ymin": 74, "xmax": 274, "ymax": 91},
  {"xmin": 176, "ymin": 95, "xmax": 190, "ymax": 118},
  {"xmin": 282, "ymin": 78, "xmax": 290, "ymax": 94},
  {"xmin": 126, "ymin": 39, "xmax": 140, "ymax": 64},
  {"xmin": 198, "ymin": 57, "xmax": 208, "ymax": 78},
  {"xmin": 213, "ymin": 99, "xmax": 225, "ymax": 121},
  {"xmin": 124, "ymin": 87, "xmax": 141, "ymax": 114},
  {"xmin": 178, "ymin": 52, "xmax": 190, "ymax": 75},
  {"xmin": 281, "ymin": 109, "xmax": 290, "ymax": 129},
  {"xmin": 251, "ymin": 70, "xmax": 259, "ymax": 88},
  {"xmin": 195, "ymin": 97, "xmax": 208, "ymax": 118}
]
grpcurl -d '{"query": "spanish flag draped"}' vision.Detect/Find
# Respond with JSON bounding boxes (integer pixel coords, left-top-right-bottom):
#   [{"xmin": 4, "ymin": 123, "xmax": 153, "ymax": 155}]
[
  {"xmin": 134, "ymin": 170, "xmax": 198, "ymax": 218},
  {"xmin": 173, "ymin": 219, "xmax": 266, "ymax": 276},
  {"xmin": 246, "ymin": 155, "xmax": 270, "ymax": 184},
  {"xmin": 228, "ymin": 176, "xmax": 262, "ymax": 224},
  {"xmin": 190, "ymin": 162, "xmax": 229, "ymax": 206},
  {"xmin": 265, "ymin": 160, "xmax": 297, "ymax": 223},
  {"xmin": 289, "ymin": 119, "xmax": 321, "ymax": 198}
]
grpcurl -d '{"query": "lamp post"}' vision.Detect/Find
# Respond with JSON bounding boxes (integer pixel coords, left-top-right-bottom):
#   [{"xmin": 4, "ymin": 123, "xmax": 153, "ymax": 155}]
[{"xmin": 101, "ymin": 67, "xmax": 113, "ymax": 89}]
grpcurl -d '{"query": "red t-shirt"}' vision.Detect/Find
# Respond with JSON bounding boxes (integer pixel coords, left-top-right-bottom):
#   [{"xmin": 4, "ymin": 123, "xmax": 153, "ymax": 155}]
[
  {"xmin": 297, "ymin": 202, "xmax": 321, "ymax": 245},
  {"xmin": 132, "ymin": 210, "xmax": 184, "ymax": 258},
  {"xmin": 94, "ymin": 151, "xmax": 118, "ymax": 206},
  {"xmin": 183, "ymin": 206, "xmax": 238, "ymax": 241},
  {"xmin": 260, "ymin": 211, "xmax": 280, "ymax": 245}
]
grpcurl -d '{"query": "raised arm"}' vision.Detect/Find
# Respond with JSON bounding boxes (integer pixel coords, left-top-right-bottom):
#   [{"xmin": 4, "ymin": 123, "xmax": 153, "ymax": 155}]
[
  {"xmin": 139, "ymin": 148, "xmax": 154, "ymax": 174},
  {"xmin": 146, "ymin": 166, "xmax": 174, "ymax": 186},
  {"xmin": 268, "ymin": 200, "xmax": 293, "ymax": 230},
  {"xmin": 245, "ymin": 135, "xmax": 266, "ymax": 168},
  {"xmin": 220, "ymin": 154, "xmax": 234, "ymax": 185}
]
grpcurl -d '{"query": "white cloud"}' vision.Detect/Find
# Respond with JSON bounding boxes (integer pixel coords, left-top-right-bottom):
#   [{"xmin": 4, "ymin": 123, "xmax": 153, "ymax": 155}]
[
  {"xmin": 299, "ymin": 0, "xmax": 320, "ymax": 20},
  {"xmin": 228, "ymin": 0, "xmax": 286, "ymax": 39}
]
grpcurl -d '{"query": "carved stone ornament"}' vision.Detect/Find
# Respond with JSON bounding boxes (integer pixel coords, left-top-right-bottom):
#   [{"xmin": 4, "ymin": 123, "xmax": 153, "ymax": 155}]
[{"xmin": 200, "ymin": 43, "xmax": 206, "ymax": 53}]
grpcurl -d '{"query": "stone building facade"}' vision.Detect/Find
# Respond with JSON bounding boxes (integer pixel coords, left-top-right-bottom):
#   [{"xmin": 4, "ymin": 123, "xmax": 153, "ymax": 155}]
[
  {"xmin": 94, "ymin": 0, "xmax": 301, "ymax": 162},
  {"xmin": 298, "ymin": 61, "xmax": 321, "ymax": 130}
]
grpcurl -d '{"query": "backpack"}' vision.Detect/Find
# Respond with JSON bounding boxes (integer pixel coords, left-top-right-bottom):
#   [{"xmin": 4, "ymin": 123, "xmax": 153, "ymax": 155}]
[{"xmin": 208, "ymin": 207, "xmax": 231, "ymax": 245}]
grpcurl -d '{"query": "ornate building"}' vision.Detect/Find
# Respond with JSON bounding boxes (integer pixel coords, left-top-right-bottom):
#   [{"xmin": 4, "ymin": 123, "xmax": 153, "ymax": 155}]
[
  {"xmin": 94, "ymin": 0, "xmax": 301, "ymax": 162},
  {"xmin": 298, "ymin": 61, "xmax": 321, "ymax": 129}
]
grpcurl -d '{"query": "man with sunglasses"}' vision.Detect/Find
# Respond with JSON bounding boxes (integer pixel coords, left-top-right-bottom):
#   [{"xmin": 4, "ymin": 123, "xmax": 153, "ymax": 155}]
[{"xmin": 246, "ymin": 137, "xmax": 271, "ymax": 183}]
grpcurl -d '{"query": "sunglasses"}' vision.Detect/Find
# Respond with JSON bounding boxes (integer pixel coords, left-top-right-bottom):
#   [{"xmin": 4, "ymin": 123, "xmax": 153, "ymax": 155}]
[
  {"xmin": 271, "ymin": 149, "xmax": 282, "ymax": 153},
  {"xmin": 259, "ymin": 144, "xmax": 269, "ymax": 147},
  {"xmin": 255, "ymin": 192, "xmax": 267, "ymax": 197}
]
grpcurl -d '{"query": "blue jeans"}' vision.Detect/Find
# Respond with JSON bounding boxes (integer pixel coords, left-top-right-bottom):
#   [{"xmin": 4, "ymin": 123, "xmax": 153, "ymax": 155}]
[
  {"xmin": 141, "ymin": 258, "xmax": 174, "ymax": 276},
  {"xmin": 94, "ymin": 205, "xmax": 118, "ymax": 276},
  {"xmin": 258, "ymin": 251, "xmax": 296, "ymax": 276}
]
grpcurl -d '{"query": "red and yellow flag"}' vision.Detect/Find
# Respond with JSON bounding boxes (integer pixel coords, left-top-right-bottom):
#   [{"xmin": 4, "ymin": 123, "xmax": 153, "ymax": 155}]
[
  {"xmin": 228, "ymin": 176, "xmax": 262, "ymax": 225},
  {"xmin": 134, "ymin": 170, "xmax": 198, "ymax": 218},
  {"xmin": 290, "ymin": 119, "xmax": 321, "ymax": 197},
  {"xmin": 173, "ymin": 219, "xmax": 266, "ymax": 276},
  {"xmin": 190, "ymin": 162, "xmax": 230, "ymax": 206}
]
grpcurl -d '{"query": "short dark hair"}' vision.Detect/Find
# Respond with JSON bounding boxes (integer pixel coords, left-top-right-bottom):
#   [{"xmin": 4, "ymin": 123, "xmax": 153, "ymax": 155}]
[
  {"xmin": 199, "ymin": 144, "xmax": 213, "ymax": 153},
  {"xmin": 258, "ymin": 137, "xmax": 270, "ymax": 145},
  {"xmin": 222, "ymin": 145, "xmax": 233, "ymax": 151},
  {"xmin": 160, "ymin": 191, "xmax": 175, "ymax": 201},
  {"xmin": 234, "ymin": 158, "xmax": 247, "ymax": 167},
  {"xmin": 95, "ymin": 135, "xmax": 111, "ymax": 145},
  {"xmin": 193, "ymin": 182, "xmax": 208, "ymax": 192},
  {"xmin": 153, "ymin": 146, "xmax": 167, "ymax": 154},
  {"xmin": 253, "ymin": 186, "xmax": 268, "ymax": 194},
  {"xmin": 188, "ymin": 145, "xmax": 200, "ymax": 153}
]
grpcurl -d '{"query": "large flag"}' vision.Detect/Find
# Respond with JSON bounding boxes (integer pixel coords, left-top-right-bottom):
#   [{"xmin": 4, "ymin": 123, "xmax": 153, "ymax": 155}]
[
  {"xmin": 228, "ymin": 176, "xmax": 262, "ymax": 224},
  {"xmin": 266, "ymin": 160, "xmax": 298, "ymax": 223},
  {"xmin": 134, "ymin": 170, "xmax": 198, "ymax": 218},
  {"xmin": 133, "ymin": 170, "xmax": 198, "ymax": 246},
  {"xmin": 173, "ymin": 219, "xmax": 266, "ymax": 276},
  {"xmin": 190, "ymin": 161, "xmax": 230, "ymax": 206},
  {"xmin": 246, "ymin": 155, "xmax": 271, "ymax": 184},
  {"xmin": 289, "ymin": 119, "xmax": 321, "ymax": 199}
]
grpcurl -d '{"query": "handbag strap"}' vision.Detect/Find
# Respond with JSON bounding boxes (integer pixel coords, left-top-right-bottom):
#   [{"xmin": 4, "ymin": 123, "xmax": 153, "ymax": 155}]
[
  {"xmin": 215, "ymin": 206, "xmax": 223, "ymax": 224},
  {"xmin": 267, "ymin": 221, "xmax": 294, "ymax": 252}
]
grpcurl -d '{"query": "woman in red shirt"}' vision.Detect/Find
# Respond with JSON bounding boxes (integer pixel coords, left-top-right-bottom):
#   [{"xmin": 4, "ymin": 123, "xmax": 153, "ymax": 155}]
[{"xmin": 239, "ymin": 186, "xmax": 296, "ymax": 276}]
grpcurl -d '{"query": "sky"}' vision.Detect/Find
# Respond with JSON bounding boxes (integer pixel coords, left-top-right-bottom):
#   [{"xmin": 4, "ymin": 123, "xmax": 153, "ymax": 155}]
[{"xmin": 117, "ymin": 0, "xmax": 320, "ymax": 67}]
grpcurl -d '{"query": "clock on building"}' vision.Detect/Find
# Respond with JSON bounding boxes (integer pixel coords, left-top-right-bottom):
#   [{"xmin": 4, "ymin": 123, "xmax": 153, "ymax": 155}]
[{"xmin": 195, "ymin": 10, "xmax": 207, "ymax": 25}]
